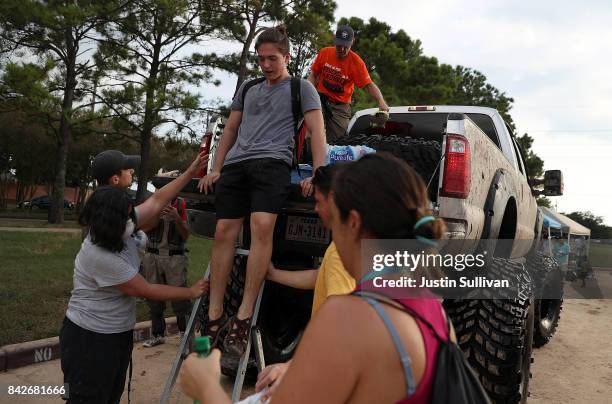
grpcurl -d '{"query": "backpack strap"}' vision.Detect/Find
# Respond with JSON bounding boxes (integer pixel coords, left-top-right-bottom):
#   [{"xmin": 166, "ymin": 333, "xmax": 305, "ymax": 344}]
[
  {"xmin": 362, "ymin": 296, "xmax": 417, "ymax": 397},
  {"xmin": 290, "ymin": 77, "xmax": 304, "ymax": 169},
  {"xmin": 353, "ymin": 290, "xmax": 449, "ymax": 343},
  {"xmin": 239, "ymin": 77, "xmax": 266, "ymax": 104},
  {"xmin": 290, "ymin": 76, "xmax": 302, "ymax": 136}
]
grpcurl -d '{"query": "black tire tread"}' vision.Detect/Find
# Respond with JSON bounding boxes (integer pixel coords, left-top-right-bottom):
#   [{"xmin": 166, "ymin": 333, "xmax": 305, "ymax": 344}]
[
  {"xmin": 335, "ymin": 134, "xmax": 442, "ymax": 200},
  {"xmin": 526, "ymin": 251, "xmax": 563, "ymax": 348},
  {"xmin": 444, "ymin": 258, "xmax": 533, "ymax": 404}
]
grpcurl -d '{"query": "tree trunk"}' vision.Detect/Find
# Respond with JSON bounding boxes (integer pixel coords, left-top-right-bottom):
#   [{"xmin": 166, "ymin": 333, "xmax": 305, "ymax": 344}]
[
  {"xmin": 136, "ymin": 25, "xmax": 162, "ymax": 204},
  {"xmin": 0, "ymin": 176, "xmax": 7, "ymax": 209},
  {"xmin": 235, "ymin": 10, "xmax": 261, "ymax": 92},
  {"xmin": 49, "ymin": 28, "xmax": 77, "ymax": 224}
]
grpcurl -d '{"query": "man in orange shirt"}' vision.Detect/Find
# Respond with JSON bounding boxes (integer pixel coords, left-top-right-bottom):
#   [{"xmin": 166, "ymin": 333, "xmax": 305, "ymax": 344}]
[{"xmin": 309, "ymin": 25, "xmax": 389, "ymax": 142}]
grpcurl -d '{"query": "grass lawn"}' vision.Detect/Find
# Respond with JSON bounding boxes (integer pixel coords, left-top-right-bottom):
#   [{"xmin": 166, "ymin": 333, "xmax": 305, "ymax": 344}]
[
  {"xmin": 589, "ymin": 242, "xmax": 612, "ymax": 268},
  {"xmin": 0, "ymin": 230, "xmax": 212, "ymax": 346}
]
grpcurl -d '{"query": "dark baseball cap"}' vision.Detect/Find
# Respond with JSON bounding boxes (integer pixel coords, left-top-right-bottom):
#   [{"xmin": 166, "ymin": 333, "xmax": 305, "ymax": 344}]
[
  {"xmin": 334, "ymin": 25, "xmax": 354, "ymax": 47},
  {"xmin": 91, "ymin": 150, "xmax": 140, "ymax": 184}
]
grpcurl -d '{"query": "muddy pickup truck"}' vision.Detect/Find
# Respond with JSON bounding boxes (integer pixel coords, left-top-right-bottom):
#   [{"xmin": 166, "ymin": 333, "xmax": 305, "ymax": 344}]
[
  {"xmin": 338, "ymin": 105, "xmax": 563, "ymax": 403},
  {"xmin": 154, "ymin": 106, "xmax": 563, "ymax": 404}
]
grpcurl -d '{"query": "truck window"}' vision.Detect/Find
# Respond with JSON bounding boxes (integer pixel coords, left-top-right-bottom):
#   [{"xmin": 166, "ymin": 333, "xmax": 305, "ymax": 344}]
[
  {"xmin": 511, "ymin": 137, "xmax": 526, "ymax": 176},
  {"xmin": 349, "ymin": 113, "xmax": 447, "ymax": 142},
  {"xmin": 466, "ymin": 113, "xmax": 502, "ymax": 150}
]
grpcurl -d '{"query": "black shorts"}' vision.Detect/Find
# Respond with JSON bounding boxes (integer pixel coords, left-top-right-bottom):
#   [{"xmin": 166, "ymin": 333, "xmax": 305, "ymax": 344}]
[
  {"xmin": 60, "ymin": 317, "xmax": 133, "ymax": 403},
  {"xmin": 215, "ymin": 158, "xmax": 291, "ymax": 219}
]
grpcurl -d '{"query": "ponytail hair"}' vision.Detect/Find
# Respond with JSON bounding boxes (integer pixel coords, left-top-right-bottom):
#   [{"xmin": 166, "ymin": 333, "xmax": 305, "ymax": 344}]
[{"xmin": 332, "ymin": 153, "xmax": 446, "ymax": 241}]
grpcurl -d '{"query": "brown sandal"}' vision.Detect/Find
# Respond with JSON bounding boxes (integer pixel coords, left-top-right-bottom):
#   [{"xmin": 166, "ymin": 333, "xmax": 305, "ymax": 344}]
[
  {"xmin": 223, "ymin": 316, "xmax": 252, "ymax": 357},
  {"xmin": 201, "ymin": 312, "xmax": 229, "ymax": 348}
]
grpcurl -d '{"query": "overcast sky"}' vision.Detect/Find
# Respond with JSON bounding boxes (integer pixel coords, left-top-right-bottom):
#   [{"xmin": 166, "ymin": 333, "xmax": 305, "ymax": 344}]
[
  {"xmin": 330, "ymin": 0, "xmax": 612, "ymax": 225},
  {"xmin": 201, "ymin": 0, "xmax": 612, "ymax": 225}
]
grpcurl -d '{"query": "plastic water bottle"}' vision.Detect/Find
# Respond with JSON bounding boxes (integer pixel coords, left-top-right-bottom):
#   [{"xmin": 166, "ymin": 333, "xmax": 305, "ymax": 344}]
[
  {"xmin": 193, "ymin": 336, "xmax": 211, "ymax": 404},
  {"xmin": 326, "ymin": 145, "xmax": 376, "ymax": 165}
]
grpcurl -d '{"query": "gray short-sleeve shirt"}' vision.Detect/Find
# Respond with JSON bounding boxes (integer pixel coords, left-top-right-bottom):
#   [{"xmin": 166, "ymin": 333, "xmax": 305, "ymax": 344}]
[
  {"xmin": 65, "ymin": 235, "xmax": 140, "ymax": 334},
  {"xmin": 224, "ymin": 77, "xmax": 321, "ymax": 166}
]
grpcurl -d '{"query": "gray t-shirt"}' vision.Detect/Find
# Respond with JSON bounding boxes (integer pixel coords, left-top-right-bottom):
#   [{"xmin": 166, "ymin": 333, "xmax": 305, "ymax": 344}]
[
  {"xmin": 66, "ymin": 235, "xmax": 140, "ymax": 334},
  {"xmin": 224, "ymin": 77, "xmax": 321, "ymax": 166}
]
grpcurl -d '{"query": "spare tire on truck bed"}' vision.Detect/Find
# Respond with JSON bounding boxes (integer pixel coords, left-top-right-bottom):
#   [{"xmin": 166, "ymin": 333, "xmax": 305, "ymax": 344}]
[{"xmin": 334, "ymin": 134, "xmax": 442, "ymax": 201}]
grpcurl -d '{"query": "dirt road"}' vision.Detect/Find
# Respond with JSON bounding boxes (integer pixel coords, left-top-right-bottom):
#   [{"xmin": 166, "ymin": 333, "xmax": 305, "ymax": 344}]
[{"xmin": 1, "ymin": 274, "xmax": 611, "ymax": 403}]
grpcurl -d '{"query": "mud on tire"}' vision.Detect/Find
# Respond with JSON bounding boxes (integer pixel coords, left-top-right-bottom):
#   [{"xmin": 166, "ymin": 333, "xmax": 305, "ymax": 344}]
[{"xmin": 443, "ymin": 257, "xmax": 534, "ymax": 404}]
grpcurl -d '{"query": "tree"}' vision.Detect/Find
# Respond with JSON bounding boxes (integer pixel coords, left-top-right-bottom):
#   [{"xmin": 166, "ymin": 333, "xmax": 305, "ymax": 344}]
[
  {"xmin": 336, "ymin": 17, "xmax": 515, "ymax": 124},
  {"xmin": 515, "ymin": 133, "xmax": 544, "ymax": 179},
  {"xmin": 564, "ymin": 211, "xmax": 612, "ymax": 239},
  {"xmin": 0, "ymin": 0, "xmax": 122, "ymax": 223},
  {"xmin": 341, "ymin": 17, "xmax": 458, "ymax": 110},
  {"xmin": 450, "ymin": 66, "xmax": 515, "ymax": 132},
  {"xmin": 216, "ymin": 0, "xmax": 336, "ymax": 90},
  {"xmin": 0, "ymin": 106, "xmax": 58, "ymax": 207},
  {"xmin": 515, "ymin": 132, "xmax": 551, "ymax": 207},
  {"xmin": 94, "ymin": 0, "xmax": 224, "ymax": 202},
  {"xmin": 285, "ymin": 0, "xmax": 335, "ymax": 78}
]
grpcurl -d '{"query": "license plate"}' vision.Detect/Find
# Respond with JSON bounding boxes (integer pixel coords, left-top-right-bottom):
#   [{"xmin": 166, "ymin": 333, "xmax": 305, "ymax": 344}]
[{"xmin": 285, "ymin": 216, "xmax": 330, "ymax": 244}]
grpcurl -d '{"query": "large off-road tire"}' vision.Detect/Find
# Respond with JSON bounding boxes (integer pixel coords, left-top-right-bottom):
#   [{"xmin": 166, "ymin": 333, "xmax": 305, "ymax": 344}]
[
  {"xmin": 443, "ymin": 257, "xmax": 534, "ymax": 404},
  {"xmin": 335, "ymin": 134, "xmax": 442, "ymax": 200},
  {"xmin": 526, "ymin": 251, "xmax": 563, "ymax": 348}
]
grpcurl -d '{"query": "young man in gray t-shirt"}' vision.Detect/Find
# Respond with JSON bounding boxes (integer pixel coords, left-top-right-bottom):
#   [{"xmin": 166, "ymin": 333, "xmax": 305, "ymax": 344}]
[{"xmin": 198, "ymin": 26, "xmax": 326, "ymax": 357}]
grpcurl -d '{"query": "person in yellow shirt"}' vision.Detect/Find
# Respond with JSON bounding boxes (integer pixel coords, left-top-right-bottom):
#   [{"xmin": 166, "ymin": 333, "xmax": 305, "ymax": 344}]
[
  {"xmin": 266, "ymin": 164, "xmax": 355, "ymax": 317},
  {"xmin": 259, "ymin": 163, "xmax": 355, "ymax": 400}
]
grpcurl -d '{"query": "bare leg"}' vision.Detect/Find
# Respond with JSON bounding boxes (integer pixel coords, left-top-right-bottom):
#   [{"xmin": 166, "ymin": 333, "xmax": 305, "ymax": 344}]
[
  {"xmin": 208, "ymin": 218, "xmax": 244, "ymax": 320},
  {"xmin": 236, "ymin": 212, "xmax": 277, "ymax": 320}
]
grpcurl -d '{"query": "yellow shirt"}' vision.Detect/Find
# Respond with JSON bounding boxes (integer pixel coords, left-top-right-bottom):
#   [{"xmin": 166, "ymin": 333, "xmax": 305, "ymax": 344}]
[{"xmin": 311, "ymin": 242, "xmax": 356, "ymax": 316}]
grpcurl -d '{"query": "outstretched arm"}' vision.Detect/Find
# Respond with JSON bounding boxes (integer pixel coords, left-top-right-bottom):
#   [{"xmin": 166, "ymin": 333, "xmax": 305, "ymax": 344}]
[
  {"xmin": 300, "ymin": 108, "xmax": 327, "ymax": 197},
  {"xmin": 364, "ymin": 83, "xmax": 389, "ymax": 111},
  {"xmin": 268, "ymin": 262, "xmax": 318, "ymax": 290},
  {"xmin": 136, "ymin": 152, "xmax": 208, "ymax": 231}
]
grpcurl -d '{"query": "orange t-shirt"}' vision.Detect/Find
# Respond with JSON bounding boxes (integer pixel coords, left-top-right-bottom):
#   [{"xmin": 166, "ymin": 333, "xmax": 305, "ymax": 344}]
[{"xmin": 311, "ymin": 47, "xmax": 373, "ymax": 104}]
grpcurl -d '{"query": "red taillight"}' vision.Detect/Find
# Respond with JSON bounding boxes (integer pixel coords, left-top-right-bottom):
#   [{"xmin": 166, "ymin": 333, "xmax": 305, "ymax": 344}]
[
  {"xmin": 197, "ymin": 132, "xmax": 213, "ymax": 178},
  {"xmin": 441, "ymin": 134, "xmax": 470, "ymax": 198}
]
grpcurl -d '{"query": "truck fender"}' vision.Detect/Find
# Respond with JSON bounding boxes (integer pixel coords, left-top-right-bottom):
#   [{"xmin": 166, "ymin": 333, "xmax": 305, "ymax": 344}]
[
  {"xmin": 531, "ymin": 208, "xmax": 544, "ymax": 251},
  {"xmin": 481, "ymin": 168, "xmax": 515, "ymax": 240}
]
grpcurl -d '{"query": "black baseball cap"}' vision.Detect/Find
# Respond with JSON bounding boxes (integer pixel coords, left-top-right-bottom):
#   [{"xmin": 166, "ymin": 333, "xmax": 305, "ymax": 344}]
[
  {"xmin": 334, "ymin": 25, "xmax": 354, "ymax": 47},
  {"xmin": 91, "ymin": 150, "xmax": 140, "ymax": 184}
]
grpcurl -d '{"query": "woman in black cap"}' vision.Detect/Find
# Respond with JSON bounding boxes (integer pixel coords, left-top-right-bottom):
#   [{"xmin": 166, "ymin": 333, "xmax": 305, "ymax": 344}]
[{"xmin": 60, "ymin": 151, "xmax": 208, "ymax": 404}]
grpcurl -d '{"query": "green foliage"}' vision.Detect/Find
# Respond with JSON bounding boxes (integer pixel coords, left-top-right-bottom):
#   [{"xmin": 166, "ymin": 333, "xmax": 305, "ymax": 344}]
[
  {"xmin": 515, "ymin": 132, "xmax": 553, "ymax": 207},
  {"xmin": 215, "ymin": 0, "xmax": 336, "ymax": 88},
  {"xmin": 94, "ymin": 0, "xmax": 226, "ymax": 200},
  {"xmin": 450, "ymin": 66, "xmax": 515, "ymax": 131},
  {"xmin": 0, "ymin": 0, "xmax": 123, "ymax": 222},
  {"xmin": 536, "ymin": 197, "xmax": 552, "ymax": 208},
  {"xmin": 286, "ymin": 0, "xmax": 336, "ymax": 78},
  {"xmin": 516, "ymin": 133, "xmax": 544, "ymax": 179},
  {"xmin": 564, "ymin": 211, "xmax": 612, "ymax": 239},
  {"xmin": 338, "ymin": 16, "xmax": 515, "ymax": 128}
]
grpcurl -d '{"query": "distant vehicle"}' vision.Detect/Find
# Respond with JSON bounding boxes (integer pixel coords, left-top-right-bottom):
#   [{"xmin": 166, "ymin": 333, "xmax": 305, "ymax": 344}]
[{"xmin": 18, "ymin": 196, "xmax": 74, "ymax": 210}]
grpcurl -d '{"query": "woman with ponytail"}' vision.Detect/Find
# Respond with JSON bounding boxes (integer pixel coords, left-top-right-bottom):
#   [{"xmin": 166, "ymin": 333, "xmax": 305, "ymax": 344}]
[{"xmin": 181, "ymin": 153, "xmax": 450, "ymax": 404}]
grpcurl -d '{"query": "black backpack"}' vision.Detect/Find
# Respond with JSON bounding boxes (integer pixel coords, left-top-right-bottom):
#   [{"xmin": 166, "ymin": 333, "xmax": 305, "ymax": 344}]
[
  {"xmin": 239, "ymin": 77, "xmax": 307, "ymax": 166},
  {"xmin": 353, "ymin": 290, "xmax": 492, "ymax": 404}
]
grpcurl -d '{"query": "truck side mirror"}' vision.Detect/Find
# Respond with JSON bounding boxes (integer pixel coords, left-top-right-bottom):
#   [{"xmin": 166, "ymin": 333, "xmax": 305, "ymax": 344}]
[{"xmin": 543, "ymin": 170, "xmax": 563, "ymax": 196}]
